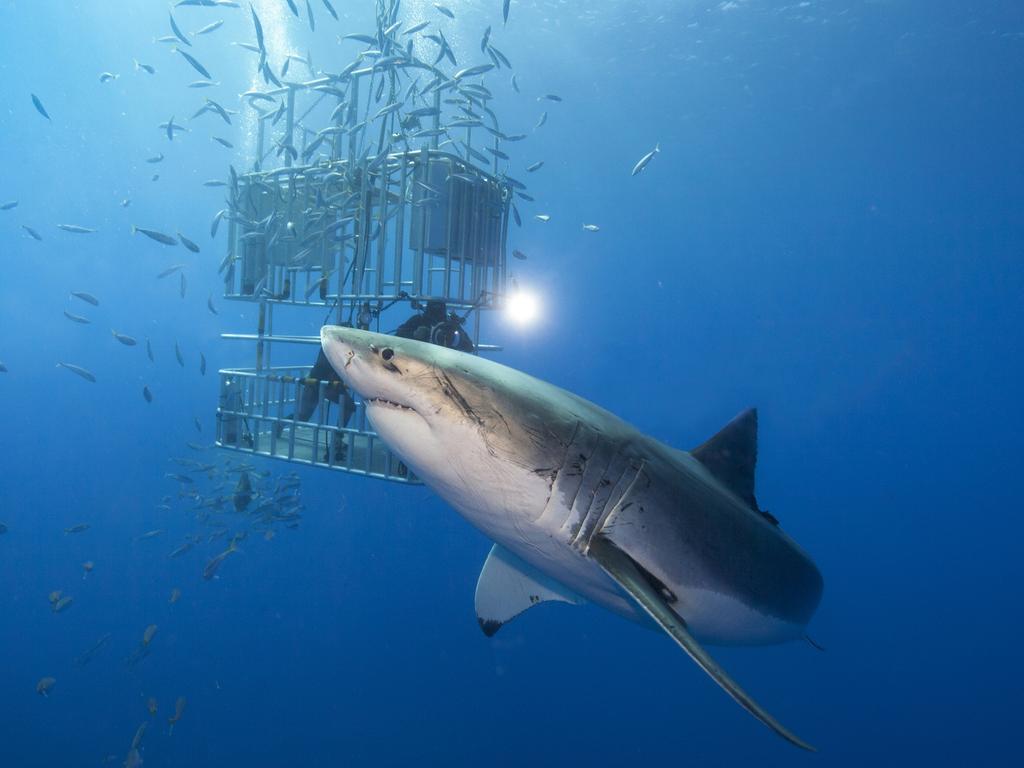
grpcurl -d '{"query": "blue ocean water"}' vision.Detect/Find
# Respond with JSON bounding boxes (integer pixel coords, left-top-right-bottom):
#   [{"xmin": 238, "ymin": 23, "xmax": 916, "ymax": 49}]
[{"xmin": 1, "ymin": 0, "xmax": 1022, "ymax": 765}]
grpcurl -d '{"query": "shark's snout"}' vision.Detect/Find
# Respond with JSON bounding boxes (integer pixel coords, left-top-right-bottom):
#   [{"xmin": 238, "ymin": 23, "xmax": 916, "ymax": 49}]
[
  {"xmin": 320, "ymin": 325, "xmax": 389, "ymax": 401},
  {"xmin": 319, "ymin": 325, "xmax": 435, "ymax": 418},
  {"xmin": 320, "ymin": 326, "xmax": 357, "ymax": 383}
]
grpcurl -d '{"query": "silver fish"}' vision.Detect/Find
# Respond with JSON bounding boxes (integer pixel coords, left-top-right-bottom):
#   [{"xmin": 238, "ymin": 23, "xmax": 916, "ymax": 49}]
[
  {"xmin": 251, "ymin": 5, "xmax": 265, "ymax": 51},
  {"xmin": 203, "ymin": 98, "xmax": 232, "ymax": 125},
  {"xmin": 111, "ymin": 330, "xmax": 138, "ymax": 346},
  {"xmin": 489, "ymin": 44, "xmax": 511, "ymax": 69},
  {"xmin": 157, "ymin": 264, "xmax": 185, "ymax": 279},
  {"xmin": 132, "ymin": 226, "xmax": 178, "ymax": 246},
  {"xmin": 178, "ymin": 233, "xmax": 200, "ymax": 253},
  {"xmin": 57, "ymin": 224, "xmax": 96, "ymax": 234},
  {"xmin": 631, "ymin": 143, "xmax": 660, "ymax": 176},
  {"xmin": 31, "ymin": 93, "xmax": 50, "ymax": 120},
  {"xmin": 70, "ymin": 291, "xmax": 99, "ymax": 306},
  {"xmin": 175, "ymin": 47, "xmax": 211, "ymax": 79},
  {"xmin": 57, "ymin": 362, "xmax": 96, "ymax": 382},
  {"xmin": 169, "ymin": 12, "xmax": 191, "ymax": 46},
  {"xmin": 161, "ymin": 116, "xmax": 188, "ymax": 140},
  {"xmin": 202, "ymin": 543, "xmax": 236, "ymax": 580},
  {"xmin": 193, "ymin": 20, "xmax": 224, "ymax": 36},
  {"xmin": 74, "ymin": 633, "xmax": 112, "ymax": 667},
  {"xmin": 453, "ymin": 64, "xmax": 494, "ymax": 81},
  {"xmin": 211, "ymin": 209, "xmax": 225, "ymax": 239},
  {"xmin": 169, "ymin": 542, "xmax": 194, "ymax": 558},
  {"xmin": 63, "ymin": 310, "xmax": 91, "ymax": 325}
]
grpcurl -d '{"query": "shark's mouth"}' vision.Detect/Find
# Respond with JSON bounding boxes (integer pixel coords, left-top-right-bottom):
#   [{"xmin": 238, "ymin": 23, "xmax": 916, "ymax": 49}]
[{"xmin": 366, "ymin": 397, "xmax": 416, "ymax": 413}]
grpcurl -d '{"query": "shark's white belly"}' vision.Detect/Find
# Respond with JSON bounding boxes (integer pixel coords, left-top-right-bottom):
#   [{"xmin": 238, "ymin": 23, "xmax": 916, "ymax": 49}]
[
  {"xmin": 373, "ymin": 409, "xmax": 644, "ymax": 619},
  {"xmin": 372, "ymin": 406, "xmax": 800, "ymax": 645},
  {"xmin": 445, "ymin": 463, "xmax": 801, "ymax": 644}
]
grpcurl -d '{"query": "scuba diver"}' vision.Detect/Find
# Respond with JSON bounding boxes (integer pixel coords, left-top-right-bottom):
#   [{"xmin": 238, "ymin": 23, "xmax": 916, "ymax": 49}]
[
  {"xmin": 279, "ymin": 346, "xmax": 356, "ymax": 463},
  {"xmin": 295, "ymin": 348, "xmax": 356, "ymax": 427},
  {"xmin": 395, "ymin": 299, "xmax": 474, "ymax": 352}
]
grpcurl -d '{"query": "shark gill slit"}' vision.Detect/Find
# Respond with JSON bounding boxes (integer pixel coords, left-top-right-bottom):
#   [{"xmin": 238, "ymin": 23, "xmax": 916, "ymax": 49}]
[{"xmin": 574, "ymin": 459, "xmax": 647, "ymax": 552}]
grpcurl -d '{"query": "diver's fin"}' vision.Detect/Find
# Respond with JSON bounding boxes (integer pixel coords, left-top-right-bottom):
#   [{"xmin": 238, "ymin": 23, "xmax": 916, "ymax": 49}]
[
  {"xmin": 474, "ymin": 544, "xmax": 582, "ymax": 637},
  {"xmin": 588, "ymin": 535, "xmax": 816, "ymax": 752},
  {"xmin": 691, "ymin": 408, "xmax": 760, "ymax": 510}
]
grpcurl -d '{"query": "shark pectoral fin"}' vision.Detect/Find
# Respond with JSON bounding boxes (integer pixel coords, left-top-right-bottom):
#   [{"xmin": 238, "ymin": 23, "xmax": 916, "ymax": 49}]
[
  {"xmin": 588, "ymin": 536, "xmax": 816, "ymax": 752},
  {"xmin": 475, "ymin": 544, "xmax": 583, "ymax": 637}
]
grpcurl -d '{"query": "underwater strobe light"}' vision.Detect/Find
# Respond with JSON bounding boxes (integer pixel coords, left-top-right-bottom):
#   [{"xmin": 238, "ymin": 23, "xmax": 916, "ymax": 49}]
[{"xmin": 506, "ymin": 290, "xmax": 540, "ymax": 326}]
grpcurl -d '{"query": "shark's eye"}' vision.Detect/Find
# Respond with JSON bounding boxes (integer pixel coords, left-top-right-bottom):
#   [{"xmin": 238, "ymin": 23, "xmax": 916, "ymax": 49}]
[{"xmin": 381, "ymin": 347, "xmax": 395, "ymax": 361}]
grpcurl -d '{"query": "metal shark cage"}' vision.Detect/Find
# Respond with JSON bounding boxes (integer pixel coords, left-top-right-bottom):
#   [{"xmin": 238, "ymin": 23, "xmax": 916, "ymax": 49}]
[{"xmin": 216, "ymin": 55, "xmax": 513, "ymax": 483}]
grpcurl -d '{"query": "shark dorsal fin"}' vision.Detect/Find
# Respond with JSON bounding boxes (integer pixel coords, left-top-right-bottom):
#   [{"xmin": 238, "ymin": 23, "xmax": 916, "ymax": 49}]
[
  {"xmin": 474, "ymin": 544, "xmax": 582, "ymax": 637},
  {"xmin": 691, "ymin": 408, "xmax": 759, "ymax": 510}
]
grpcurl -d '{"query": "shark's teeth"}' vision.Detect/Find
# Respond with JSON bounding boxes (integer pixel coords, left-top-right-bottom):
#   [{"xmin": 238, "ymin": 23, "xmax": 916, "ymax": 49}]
[{"xmin": 368, "ymin": 397, "xmax": 413, "ymax": 411}]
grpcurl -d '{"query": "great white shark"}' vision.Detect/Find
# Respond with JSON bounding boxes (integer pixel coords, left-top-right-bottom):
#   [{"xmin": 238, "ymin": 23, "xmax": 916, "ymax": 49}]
[{"xmin": 321, "ymin": 326, "xmax": 824, "ymax": 750}]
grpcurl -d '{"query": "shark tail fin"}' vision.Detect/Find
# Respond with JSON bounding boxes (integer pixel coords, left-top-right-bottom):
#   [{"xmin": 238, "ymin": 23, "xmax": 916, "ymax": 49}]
[{"xmin": 588, "ymin": 535, "xmax": 816, "ymax": 752}]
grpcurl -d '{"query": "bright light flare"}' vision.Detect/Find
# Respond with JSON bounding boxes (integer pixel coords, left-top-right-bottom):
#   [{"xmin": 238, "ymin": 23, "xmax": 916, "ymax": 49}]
[{"xmin": 506, "ymin": 291, "xmax": 540, "ymax": 326}]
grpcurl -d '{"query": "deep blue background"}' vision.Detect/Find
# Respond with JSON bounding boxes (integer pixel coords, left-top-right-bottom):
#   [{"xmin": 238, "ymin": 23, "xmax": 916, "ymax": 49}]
[{"xmin": 1, "ymin": 1, "xmax": 1022, "ymax": 765}]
